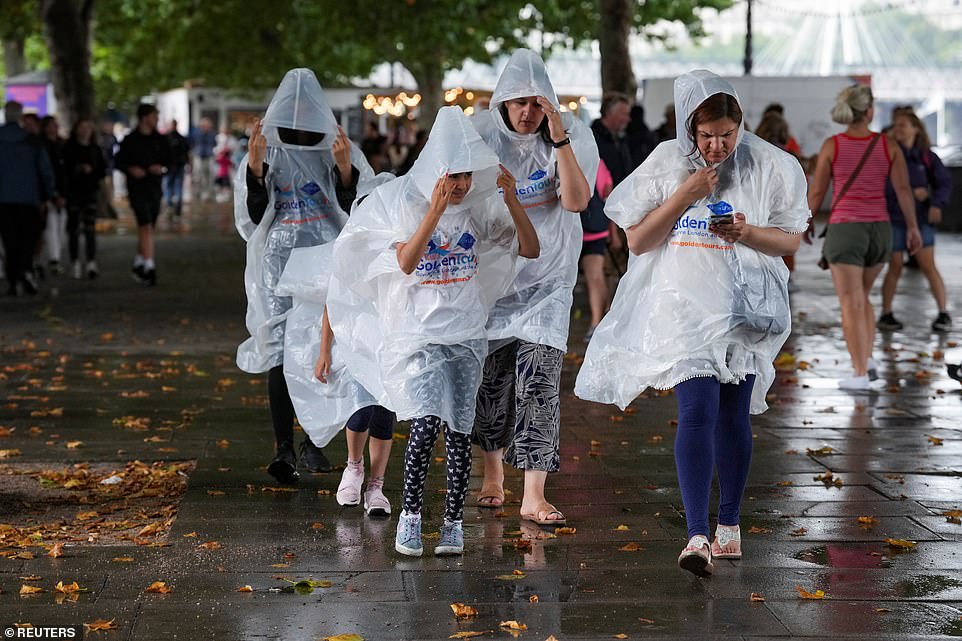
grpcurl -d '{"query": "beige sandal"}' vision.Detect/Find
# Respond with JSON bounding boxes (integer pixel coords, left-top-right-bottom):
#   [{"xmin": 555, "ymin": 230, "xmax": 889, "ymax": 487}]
[
  {"xmin": 520, "ymin": 504, "xmax": 567, "ymax": 526},
  {"xmin": 475, "ymin": 484, "xmax": 505, "ymax": 508}
]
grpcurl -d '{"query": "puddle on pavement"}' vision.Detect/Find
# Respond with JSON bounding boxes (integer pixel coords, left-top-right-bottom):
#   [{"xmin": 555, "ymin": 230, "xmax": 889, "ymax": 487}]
[
  {"xmin": 894, "ymin": 575, "xmax": 962, "ymax": 598},
  {"xmin": 793, "ymin": 544, "xmax": 890, "ymax": 568}
]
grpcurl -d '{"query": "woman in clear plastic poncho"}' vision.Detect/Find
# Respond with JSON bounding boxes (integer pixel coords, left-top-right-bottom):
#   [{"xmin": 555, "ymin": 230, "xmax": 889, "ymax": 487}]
[
  {"xmin": 575, "ymin": 70, "xmax": 810, "ymax": 577},
  {"xmin": 233, "ymin": 68, "xmax": 374, "ymax": 485},
  {"xmin": 327, "ymin": 106, "xmax": 539, "ymax": 557},
  {"xmin": 471, "ymin": 48, "xmax": 598, "ymax": 526}
]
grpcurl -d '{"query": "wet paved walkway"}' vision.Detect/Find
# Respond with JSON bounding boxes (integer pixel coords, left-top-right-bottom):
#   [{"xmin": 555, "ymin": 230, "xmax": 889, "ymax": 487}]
[{"xmin": 1, "ymin": 205, "xmax": 961, "ymax": 640}]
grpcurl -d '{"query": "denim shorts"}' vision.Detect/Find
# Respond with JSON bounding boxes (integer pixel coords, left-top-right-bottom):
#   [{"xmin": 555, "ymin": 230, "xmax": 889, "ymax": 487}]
[{"xmin": 891, "ymin": 222, "xmax": 935, "ymax": 252}]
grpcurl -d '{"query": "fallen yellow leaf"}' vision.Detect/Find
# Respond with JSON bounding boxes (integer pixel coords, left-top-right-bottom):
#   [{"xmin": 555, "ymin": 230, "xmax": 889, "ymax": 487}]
[
  {"xmin": 499, "ymin": 621, "xmax": 528, "ymax": 631},
  {"xmin": 614, "ymin": 524, "xmax": 630, "ymax": 531},
  {"xmin": 145, "ymin": 581, "xmax": 172, "ymax": 594},
  {"xmin": 614, "ymin": 635, "xmax": 629, "ymax": 639},
  {"xmin": 750, "ymin": 592, "xmax": 766, "ymax": 602},
  {"xmin": 65, "ymin": 441, "xmax": 83, "ymax": 449},
  {"xmin": 112, "ymin": 557, "xmax": 134, "ymax": 563},
  {"xmin": 238, "ymin": 585, "xmax": 254, "ymax": 593},
  {"xmin": 554, "ymin": 527, "xmax": 576, "ymax": 535},
  {"xmin": 84, "ymin": 619, "xmax": 118, "ymax": 632},
  {"xmin": 47, "ymin": 543, "xmax": 64, "ymax": 558},
  {"xmin": 197, "ymin": 541, "xmax": 222, "ymax": 550},
  {"xmin": 927, "ymin": 435, "xmax": 944, "ymax": 446},
  {"xmin": 322, "ymin": 635, "xmax": 364, "ymax": 641},
  {"xmin": 796, "ymin": 586, "xmax": 826, "ymax": 600},
  {"xmin": 55, "ymin": 581, "xmax": 82, "ymax": 594},
  {"xmin": 19, "ymin": 585, "xmax": 44, "ymax": 595},
  {"xmin": 885, "ymin": 538, "xmax": 917, "ymax": 550},
  {"xmin": 619, "ymin": 542, "xmax": 642, "ymax": 552},
  {"xmin": 748, "ymin": 526, "xmax": 773, "ymax": 534},
  {"xmin": 448, "ymin": 633, "xmax": 487, "ymax": 639},
  {"xmin": 529, "ymin": 594, "xmax": 539, "ymax": 603},
  {"xmin": 450, "ymin": 603, "xmax": 478, "ymax": 619}
]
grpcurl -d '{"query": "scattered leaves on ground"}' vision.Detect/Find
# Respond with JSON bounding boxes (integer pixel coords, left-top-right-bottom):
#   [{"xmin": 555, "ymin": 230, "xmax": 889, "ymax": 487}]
[
  {"xmin": 796, "ymin": 586, "xmax": 826, "ymax": 599},
  {"xmin": 19, "ymin": 585, "xmax": 44, "ymax": 595},
  {"xmin": 499, "ymin": 621, "xmax": 527, "ymax": 631},
  {"xmin": 619, "ymin": 542, "xmax": 642, "ymax": 552},
  {"xmin": 790, "ymin": 527, "xmax": 808, "ymax": 537}
]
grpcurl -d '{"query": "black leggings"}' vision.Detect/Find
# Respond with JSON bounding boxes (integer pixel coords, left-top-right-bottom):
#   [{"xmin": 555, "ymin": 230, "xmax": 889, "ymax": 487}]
[
  {"xmin": 267, "ymin": 365, "xmax": 296, "ymax": 445},
  {"xmin": 67, "ymin": 204, "xmax": 97, "ymax": 262},
  {"xmin": 402, "ymin": 416, "xmax": 472, "ymax": 523},
  {"xmin": 345, "ymin": 405, "xmax": 395, "ymax": 441}
]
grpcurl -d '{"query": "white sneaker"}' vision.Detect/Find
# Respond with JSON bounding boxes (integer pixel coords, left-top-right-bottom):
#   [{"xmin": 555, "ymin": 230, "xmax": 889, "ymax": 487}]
[
  {"xmin": 838, "ymin": 374, "xmax": 871, "ymax": 390},
  {"xmin": 336, "ymin": 460, "xmax": 364, "ymax": 507},
  {"xmin": 72, "ymin": 260, "xmax": 83, "ymax": 279},
  {"xmin": 363, "ymin": 477, "xmax": 391, "ymax": 516},
  {"xmin": 86, "ymin": 260, "xmax": 99, "ymax": 279}
]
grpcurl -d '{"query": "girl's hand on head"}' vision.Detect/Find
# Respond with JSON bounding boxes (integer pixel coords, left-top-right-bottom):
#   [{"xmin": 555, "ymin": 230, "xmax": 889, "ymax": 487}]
[
  {"xmin": 429, "ymin": 174, "xmax": 453, "ymax": 216},
  {"xmin": 331, "ymin": 126, "xmax": 352, "ymax": 175},
  {"xmin": 248, "ymin": 119, "xmax": 267, "ymax": 175}
]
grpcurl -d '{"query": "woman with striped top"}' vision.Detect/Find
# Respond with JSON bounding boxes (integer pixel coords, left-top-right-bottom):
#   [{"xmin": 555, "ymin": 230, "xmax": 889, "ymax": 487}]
[{"xmin": 805, "ymin": 85, "xmax": 922, "ymax": 390}]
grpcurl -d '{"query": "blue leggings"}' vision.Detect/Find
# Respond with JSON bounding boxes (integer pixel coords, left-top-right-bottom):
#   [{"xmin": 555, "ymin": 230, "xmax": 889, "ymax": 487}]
[{"xmin": 674, "ymin": 375, "xmax": 755, "ymax": 539}]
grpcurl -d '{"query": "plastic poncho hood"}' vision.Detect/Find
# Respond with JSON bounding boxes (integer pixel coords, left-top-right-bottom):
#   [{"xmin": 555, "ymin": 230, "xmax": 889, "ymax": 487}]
[
  {"xmin": 326, "ymin": 106, "xmax": 520, "ymax": 434},
  {"xmin": 674, "ymin": 69, "xmax": 746, "ymax": 162},
  {"xmin": 233, "ymin": 69, "xmax": 374, "ymax": 374},
  {"xmin": 261, "ymin": 68, "xmax": 339, "ymax": 151},
  {"xmin": 574, "ymin": 69, "xmax": 810, "ymax": 414},
  {"xmin": 474, "ymin": 48, "xmax": 599, "ymax": 353},
  {"xmin": 407, "ymin": 106, "xmax": 501, "ymax": 212}
]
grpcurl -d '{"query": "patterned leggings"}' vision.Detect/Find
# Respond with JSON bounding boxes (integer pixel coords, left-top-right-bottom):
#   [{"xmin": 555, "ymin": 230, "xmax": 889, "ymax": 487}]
[
  {"xmin": 473, "ymin": 340, "xmax": 563, "ymax": 472},
  {"xmin": 402, "ymin": 416, "xmax": 473, "ymax": 523}
]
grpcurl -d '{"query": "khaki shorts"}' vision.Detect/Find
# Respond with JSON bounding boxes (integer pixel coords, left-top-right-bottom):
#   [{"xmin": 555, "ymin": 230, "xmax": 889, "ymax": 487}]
[{"xmin": 823, "ymin": 221, "xmax": 892, "ymax": 267}]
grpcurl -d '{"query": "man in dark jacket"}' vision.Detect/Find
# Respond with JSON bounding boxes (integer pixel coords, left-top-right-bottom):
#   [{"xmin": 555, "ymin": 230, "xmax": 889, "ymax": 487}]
[
  {"xmin": 115, "ymin": 103, "xmax": 171, "ymax": 286},
  {"xmin": 590, "ymin": 93, "xmax": 633, "ymax": 185},
  {"xmin": 0, "ymin": 101, "xmax": 56, "ymax": 296}
]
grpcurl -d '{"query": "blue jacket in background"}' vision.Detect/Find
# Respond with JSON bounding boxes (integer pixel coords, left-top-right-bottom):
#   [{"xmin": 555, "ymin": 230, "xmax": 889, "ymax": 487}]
[
  {"xmin": 885, "ymin": 143, "xmax": 952, "ymax": 227},
  {"xmin": 0, "ymin": 122, "xmax": 56, "ymax": 206}
]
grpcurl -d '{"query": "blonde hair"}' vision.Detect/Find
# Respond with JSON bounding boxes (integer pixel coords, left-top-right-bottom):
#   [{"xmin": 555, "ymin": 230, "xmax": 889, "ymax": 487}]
[{"xmin": 831, "ymin": 85, "xmax": 874, "ymax": 124}]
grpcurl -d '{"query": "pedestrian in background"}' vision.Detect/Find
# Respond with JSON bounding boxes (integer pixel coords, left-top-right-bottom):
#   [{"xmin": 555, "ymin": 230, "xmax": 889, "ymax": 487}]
[
  {"xmin": 63, "ymin": 118, "xmax": 106, "ymax": 279},
  {"xmin": 0, "ymin": 101, "xmax": 56, "ymax": 296},
  {"xmin": 878, "ymin": 108, "xmax": 953, "ymax": 332},
  {"xmin": 805, "ymin": 85, "xmax": 922, "ymax": 390},
  {"xmin": 164, "ymin": 119, "xmax": 190, "ymax": 227},
  {"xmin": 115, "ymin": 103, "xmax": 171, "ymax": 287}
]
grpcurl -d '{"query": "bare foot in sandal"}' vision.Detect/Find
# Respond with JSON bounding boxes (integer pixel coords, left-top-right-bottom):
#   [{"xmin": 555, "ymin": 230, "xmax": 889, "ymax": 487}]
[
  {"xmin": 520, "ymin": 503, "xmax": 566, "ymax": 526},
  {"xmin": 476, "ymin": 483, "xmax": 504, "ymax": 508}
]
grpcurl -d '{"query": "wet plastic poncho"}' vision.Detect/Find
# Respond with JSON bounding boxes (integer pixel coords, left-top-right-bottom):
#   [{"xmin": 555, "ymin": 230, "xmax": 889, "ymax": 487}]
[
  {"xmin": 575, "ymin": 70, "xmax": 810, "ymax": 414},
  {"xmin": 277, "ymin": 244, "xmax": 378, "ymax": 448},
  {"xmin": 473, "ymin": 48, "xmax": 599, "ymax": 353},
  {"xmin": 327, "ymin": 106, "xmax": 520, "ymax": 434},
  {"xmin": 234, "ymin": 68, "xmax": 374, "ymax": 374}
]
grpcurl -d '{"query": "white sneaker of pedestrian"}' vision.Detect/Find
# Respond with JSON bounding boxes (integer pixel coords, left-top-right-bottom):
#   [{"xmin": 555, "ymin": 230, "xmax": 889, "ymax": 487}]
[
  {"xmin": 363, "ymin": 477, "xmax": 391, "ymax": 517},
  {"xmin": 86, "ymin": 260, "xmax": 99, "ymax": 279},
  {"xmin": 838, "ymin": 374, "xmax": 871, "ymax": 391},
  {"xmin": 72, "ymin": 260, "xmax": 83, "ymax": 279},
  {"xmin": 336, "ymin": 459, "xmax": 364, "ymax": 507}
]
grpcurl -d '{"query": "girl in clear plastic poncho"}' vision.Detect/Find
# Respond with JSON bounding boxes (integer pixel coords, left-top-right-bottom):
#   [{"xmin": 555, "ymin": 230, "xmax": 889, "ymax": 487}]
[
  {"xmin": 233, "ymin": 68, "xmax": 374, "ymax": 486},
  {"xmin": 326, "ymin": 106, "xmax": 540, "ymax": 557},
  {"xmin": 470, "ymin": 48, "xmax": 598, "ymax": 526},
  {"xmin": 575, "ymin": 70, "xmax": 810, "ymax": 577},
  {"xmin": 276, "ymin": 243, "xmax": 397, "ymax": 516}
]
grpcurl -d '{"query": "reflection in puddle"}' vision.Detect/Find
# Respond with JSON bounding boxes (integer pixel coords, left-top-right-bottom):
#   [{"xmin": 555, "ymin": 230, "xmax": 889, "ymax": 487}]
[{"xmin": 793, "ymin": 544, "xmax": 890, "ymax": 568}]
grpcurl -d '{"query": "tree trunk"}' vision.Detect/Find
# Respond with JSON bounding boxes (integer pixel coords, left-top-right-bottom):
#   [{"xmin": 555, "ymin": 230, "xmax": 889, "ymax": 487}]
[
  {"xmin": 3, "ymin": 38, "xmax": 27, "ymax": 77},
  {"xmin": 409, "ymin": 60, "xmax": 444, "ymax": 133},
  {"xmin": 41, "ymin": 0, "xmax": 95, "ymax": 128},
  {"xmin": 599, "ymin": 0, "xmax": 637, "ymax": 99}
]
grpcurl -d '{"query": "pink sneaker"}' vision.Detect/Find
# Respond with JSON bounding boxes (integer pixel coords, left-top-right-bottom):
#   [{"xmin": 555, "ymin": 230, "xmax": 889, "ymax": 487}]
[
  {"xmin": 678, "ymin": 535, "xmax": 713, "ymax": 577},
  {"xmin": 363, "ymin": 477, "xmax": 391, "ymax": 516},
  {"xmin": 336, "ymin": 459, "xmax": 364, "ymax": 507},
  {"xmin": 711, "ymin": 524, "xmax": 741, "ymax": 559}
]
